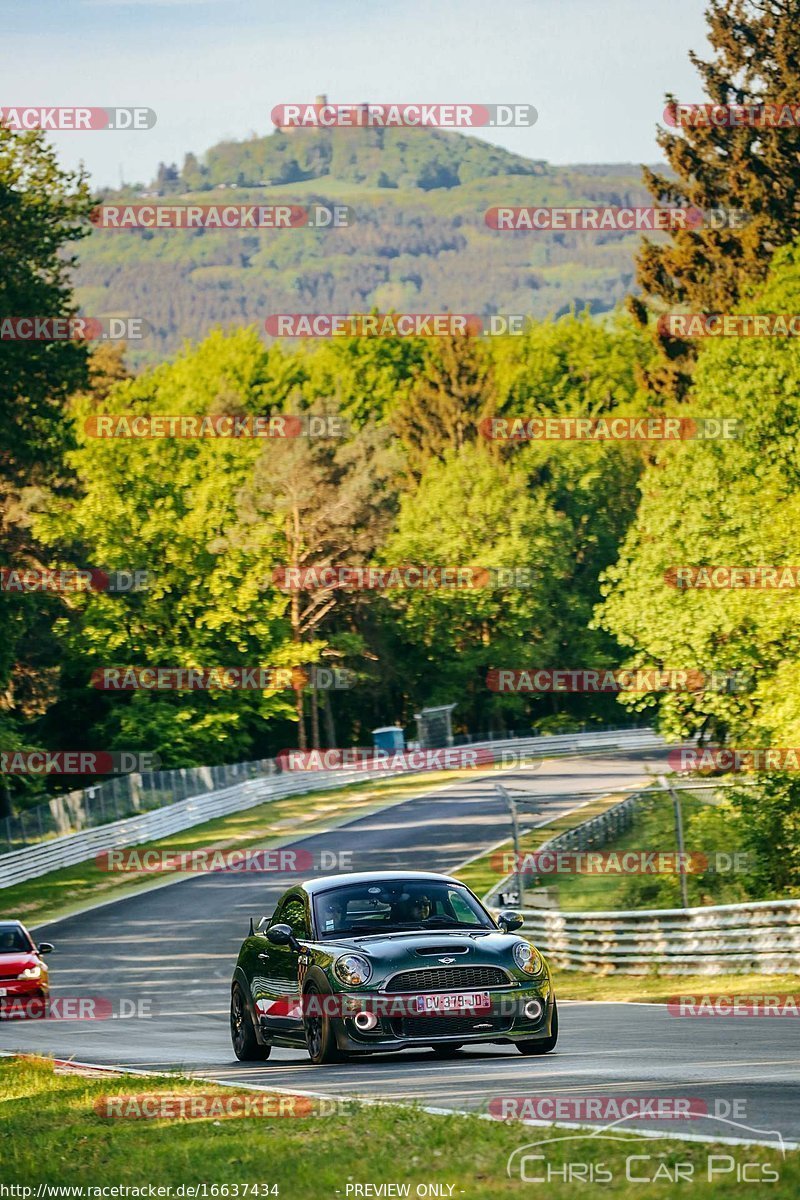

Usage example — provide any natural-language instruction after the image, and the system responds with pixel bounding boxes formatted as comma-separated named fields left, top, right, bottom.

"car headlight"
left=17, top=966, right=41, bottom=980
left=513, top=942, right=544, bottom=976
left=333, top=954, right=372, bottom=987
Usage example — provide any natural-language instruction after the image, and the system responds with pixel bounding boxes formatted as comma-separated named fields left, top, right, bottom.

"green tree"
left=223, top=401, right=400, bottom=748
left=380, top=443, right=572, bottom=731
left=491, top=314, right=656, bottom=692
left=34, top=329, right=300, bottom=764
left=599, top=243, right=800, bottom=896
left=634, top=0, right=800, bottom=396
left=0, top=126, right=93, bottom=802
left=600, top=245, right=800, bottom=747
left=392, top=335, right=498, bottom=478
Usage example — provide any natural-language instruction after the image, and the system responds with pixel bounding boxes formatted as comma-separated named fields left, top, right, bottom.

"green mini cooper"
left=230, top=870, right=557, bottom=1065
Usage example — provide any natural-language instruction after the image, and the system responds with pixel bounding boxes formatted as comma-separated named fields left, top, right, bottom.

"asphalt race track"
left=2, top=750, right=798, bottom=1149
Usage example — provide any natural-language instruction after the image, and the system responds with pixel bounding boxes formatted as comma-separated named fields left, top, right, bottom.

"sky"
left=2, top=0, right=712, bottom=189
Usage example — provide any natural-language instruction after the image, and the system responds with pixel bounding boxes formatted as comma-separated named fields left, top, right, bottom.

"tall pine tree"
left=633, top=0, right=800, bottom=397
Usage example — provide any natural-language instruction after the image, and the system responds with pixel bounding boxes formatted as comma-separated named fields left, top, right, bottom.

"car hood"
left=314, top=928, right=527, bottom=969
left=0, top=953, right=40, bottom=975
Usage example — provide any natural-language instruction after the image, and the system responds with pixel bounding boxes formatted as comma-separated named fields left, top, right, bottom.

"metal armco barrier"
left=484, top=782, right=800, bottom=975
left=516, top=899, right=800, bottom=976
left=0, top=727, right=661, bottom=889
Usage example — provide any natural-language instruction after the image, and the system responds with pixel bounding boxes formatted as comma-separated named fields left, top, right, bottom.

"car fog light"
left=524, top=999, right=543, bottom=1020
left=353, top=1010, right=378, bottom=1031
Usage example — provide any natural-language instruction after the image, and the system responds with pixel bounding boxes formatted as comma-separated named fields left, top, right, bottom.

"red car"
left=0, top=921, right=53, bottom=1018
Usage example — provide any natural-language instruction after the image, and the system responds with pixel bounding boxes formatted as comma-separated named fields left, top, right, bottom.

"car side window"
left=280, top=896, right=309, bottom=938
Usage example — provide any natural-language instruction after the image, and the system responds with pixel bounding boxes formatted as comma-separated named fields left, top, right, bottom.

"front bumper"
left=333, top=985, right=554, bottom=1052
left=0, top=981, right=49, bottom=1019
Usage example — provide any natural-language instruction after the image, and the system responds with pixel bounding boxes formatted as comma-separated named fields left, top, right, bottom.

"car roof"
left=0, top=920, right=25, bottom=928
left=300, top=871, right=462, bottom=896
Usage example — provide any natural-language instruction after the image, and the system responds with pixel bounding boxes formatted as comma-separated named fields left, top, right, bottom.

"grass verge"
left=556, top=971, right=800, bottom=1003
left=1, top=1056, right=795, bottom=1198
left=550, top=791, right=750, bottom=912
left=454, top=790, right=628, bottom=898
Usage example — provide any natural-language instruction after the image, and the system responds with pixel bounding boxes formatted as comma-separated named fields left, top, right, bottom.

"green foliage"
left=0, top=126, right=94, bottom=783
left=726, top=774, right=800, bottom=898
left=379, top=442, right=573, bottom=729
left=635, top=0, right=800, bottom=396
left=33, top=330, right=300, bottom=764
left=599, top=244, right=800, bottom=746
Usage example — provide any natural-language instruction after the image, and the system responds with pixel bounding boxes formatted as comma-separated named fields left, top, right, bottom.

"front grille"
left=391, top=1012, right=513, bottom=1039
left=385, top=965, right=510, bottom=992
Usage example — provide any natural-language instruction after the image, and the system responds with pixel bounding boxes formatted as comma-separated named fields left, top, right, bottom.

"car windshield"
left=0, top=926, right=32, bottom=953
left=312, top=880, right=494, bottom=938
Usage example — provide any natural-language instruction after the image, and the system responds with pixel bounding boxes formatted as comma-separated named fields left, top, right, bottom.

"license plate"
left=414, top=991, right=491, bottom=1014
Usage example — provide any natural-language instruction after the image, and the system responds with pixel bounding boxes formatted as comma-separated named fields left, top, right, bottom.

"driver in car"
left=393, top=893, right=432, bottom=924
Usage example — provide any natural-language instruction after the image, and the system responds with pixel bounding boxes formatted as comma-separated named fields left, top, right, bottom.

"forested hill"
left=76, top=124, right=654, bottom=364
left=174, top=124, right=547, bottom=190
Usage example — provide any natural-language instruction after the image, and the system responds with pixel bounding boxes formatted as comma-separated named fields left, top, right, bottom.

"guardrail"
left=1, top=756, right=279, bottom=852
left=516, top=899, right=800, bottom=976
left=483, top=776, right=800, bottom=975
left=0, top=726, right=662, bottom=889
left=484, top=790, right=647, bottom=909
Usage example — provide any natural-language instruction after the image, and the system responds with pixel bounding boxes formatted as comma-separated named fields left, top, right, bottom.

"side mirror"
left=497, top=911, right=524, bottom=933
left=38, top=943, right=54, bottom=954
left=267, top=923, right=301, bottom=952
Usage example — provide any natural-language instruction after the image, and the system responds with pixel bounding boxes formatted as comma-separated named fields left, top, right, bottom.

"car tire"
left=304, top=983, right=344, bottom=1065
left=516, top=998, right=558, bottom=1055
left=230, top=983, right=271, bottom=1062
left=431, top=1043, right=464, bottom=1057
